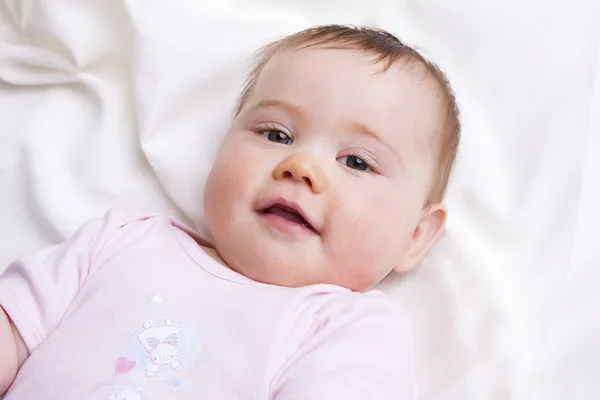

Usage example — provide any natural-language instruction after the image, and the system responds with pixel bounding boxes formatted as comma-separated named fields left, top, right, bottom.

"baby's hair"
left=235, top=25, right=460, bottom=204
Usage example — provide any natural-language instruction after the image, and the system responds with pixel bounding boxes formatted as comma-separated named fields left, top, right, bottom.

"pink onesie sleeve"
left=271, top=293, right=415, bottom=400
left=0, top=211, right=126, bottom=353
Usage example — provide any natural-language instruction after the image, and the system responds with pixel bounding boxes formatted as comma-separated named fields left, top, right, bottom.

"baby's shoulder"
left=287, top=287, right=414, bottom=376
left=294, top=287, right=411, bottom=335
left=76, top=210, right=191, bottom=266
left=92, top=209, right=194, bottom=240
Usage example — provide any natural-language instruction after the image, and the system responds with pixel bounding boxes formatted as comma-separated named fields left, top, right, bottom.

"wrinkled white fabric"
left=1, top=0, right=599, bottom=399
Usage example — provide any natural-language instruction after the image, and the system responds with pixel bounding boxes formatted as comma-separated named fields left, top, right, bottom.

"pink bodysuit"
left=0, top=212, right=414, bottom=399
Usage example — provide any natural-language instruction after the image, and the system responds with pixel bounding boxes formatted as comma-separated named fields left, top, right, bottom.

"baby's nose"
left=273, top=154, right=326, bottom=194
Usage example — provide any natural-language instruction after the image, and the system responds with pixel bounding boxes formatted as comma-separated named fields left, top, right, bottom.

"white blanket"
left=1, top=0, right=599, bottom=398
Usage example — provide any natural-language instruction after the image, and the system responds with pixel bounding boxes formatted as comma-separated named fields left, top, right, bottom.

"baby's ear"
left=394, top=203, right=446, bottom=273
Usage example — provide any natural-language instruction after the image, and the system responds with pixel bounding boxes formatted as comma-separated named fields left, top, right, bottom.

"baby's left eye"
left=337, top=155, right=371, bottom=172
left=262, top=129, right=292, bottom=145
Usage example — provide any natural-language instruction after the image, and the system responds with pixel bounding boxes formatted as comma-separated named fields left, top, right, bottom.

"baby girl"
left=0, top=25, right=460, bottom=399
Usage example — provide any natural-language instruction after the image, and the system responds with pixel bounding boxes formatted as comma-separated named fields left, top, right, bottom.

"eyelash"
left=342, top=151, right=377, bottom=173
left=259, top=123, right=291, bottom=137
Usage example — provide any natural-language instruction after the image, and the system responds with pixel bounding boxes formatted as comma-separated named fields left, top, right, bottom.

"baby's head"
left=204, top=25, right=460, bottom=291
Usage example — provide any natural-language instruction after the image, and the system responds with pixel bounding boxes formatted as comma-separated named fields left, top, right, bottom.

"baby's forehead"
left=261, top=46, right=437, bottom=84
left=260, top=47, right=404, bottom=79
left=253, top=48, right=444, bottom=142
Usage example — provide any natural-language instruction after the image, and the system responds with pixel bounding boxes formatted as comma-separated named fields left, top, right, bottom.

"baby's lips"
left=256, top=195, right=321, bottom=234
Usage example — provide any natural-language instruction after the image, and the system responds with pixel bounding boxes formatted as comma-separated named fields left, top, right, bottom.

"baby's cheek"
left=205, top=154, right=251, bottom=223
left=339, top=263, right=379, bottom=292
left=326, top=218, right=387, bottom=290
left=346, top=207, right=411, bottom=281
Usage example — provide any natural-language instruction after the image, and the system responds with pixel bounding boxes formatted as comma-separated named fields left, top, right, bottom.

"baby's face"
left=204, top=48, right=443, bottom=291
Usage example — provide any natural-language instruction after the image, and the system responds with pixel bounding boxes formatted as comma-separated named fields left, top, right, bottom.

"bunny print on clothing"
left=137, top=320, right=183, bottom=377
left=115, top=318, right=197, bottom=380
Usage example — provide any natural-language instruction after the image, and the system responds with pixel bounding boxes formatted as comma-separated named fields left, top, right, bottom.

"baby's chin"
left=216, top=247, right=378, bottom=292
left=228, top=254, right=326, bottom=288
left=205, top=222, right=388, bottom=291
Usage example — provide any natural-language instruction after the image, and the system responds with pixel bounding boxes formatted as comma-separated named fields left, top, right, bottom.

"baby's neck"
left=199, top=244, right=230, bottom=269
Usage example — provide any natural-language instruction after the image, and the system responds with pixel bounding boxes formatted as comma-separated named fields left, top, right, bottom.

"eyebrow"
left=347, top=120, right=405, bottom=167
left=246, top=99, right=307, bottom=119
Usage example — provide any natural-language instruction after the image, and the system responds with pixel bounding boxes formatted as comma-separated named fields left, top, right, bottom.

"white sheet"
left=1, top=0, right=599, bottom=398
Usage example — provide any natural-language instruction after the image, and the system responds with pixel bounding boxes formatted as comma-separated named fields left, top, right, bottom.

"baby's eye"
left=338, top=155, right=371, bottom=172
left=262, top=129, right=292, bottom=145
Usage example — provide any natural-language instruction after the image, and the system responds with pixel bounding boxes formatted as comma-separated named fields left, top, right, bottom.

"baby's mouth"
left=259, top=204, right=317, bottom=233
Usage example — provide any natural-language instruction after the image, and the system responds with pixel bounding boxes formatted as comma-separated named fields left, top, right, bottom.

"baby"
left=0, top=25, right=460, bottom=399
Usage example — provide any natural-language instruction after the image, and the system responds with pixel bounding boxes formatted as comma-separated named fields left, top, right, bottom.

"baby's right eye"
left=262, top=129, right=292, bottom=145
